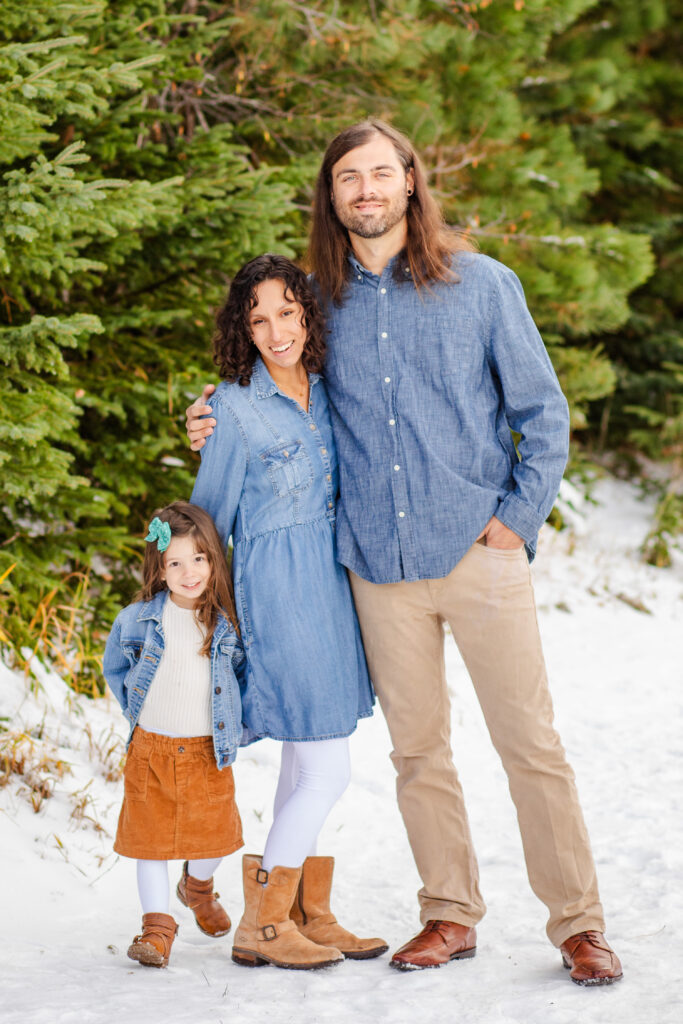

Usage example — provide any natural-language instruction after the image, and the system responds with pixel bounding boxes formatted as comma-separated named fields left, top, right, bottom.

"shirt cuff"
left=495, top=492, right=546, bottom=544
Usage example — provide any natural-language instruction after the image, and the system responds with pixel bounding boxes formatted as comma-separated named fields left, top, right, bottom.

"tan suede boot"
left=231, top=855, right=344, bottom=970
left=291, top=856, right=388, bottom=960
left=176, top=861, right=231, bottom=937
left=127, top=913, right=178, bottom=968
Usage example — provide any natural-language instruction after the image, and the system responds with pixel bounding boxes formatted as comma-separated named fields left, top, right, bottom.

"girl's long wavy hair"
left=137, top=501, right=238, bottom=656
left=213, top=254, right=326, bottom=385
left=308, top=119, right=476, bottom=305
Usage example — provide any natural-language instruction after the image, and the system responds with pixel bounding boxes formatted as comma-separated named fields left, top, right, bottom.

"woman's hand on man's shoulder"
left=185, top=383, right=217, bottom=451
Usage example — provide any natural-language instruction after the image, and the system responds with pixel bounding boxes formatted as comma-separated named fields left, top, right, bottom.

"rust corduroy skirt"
left=114, top=727, right=244, bottom=860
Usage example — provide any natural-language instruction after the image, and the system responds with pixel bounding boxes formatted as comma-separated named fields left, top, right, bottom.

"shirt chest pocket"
left=259, top=439, right=314, bottom=497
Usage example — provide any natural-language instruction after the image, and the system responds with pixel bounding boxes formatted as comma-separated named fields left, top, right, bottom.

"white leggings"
left=136, top=737, right=350, bottom=911
left=262, top=738, right=351, bottom=872
left=136, top=857, right=222, bottom=915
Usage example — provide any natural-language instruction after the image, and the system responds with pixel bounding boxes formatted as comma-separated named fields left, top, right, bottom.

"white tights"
left=136, top=857, right=222, bottom=915
left=262, top=738, right=351, bottom=872
left=136, top=737, right=350, bottom=911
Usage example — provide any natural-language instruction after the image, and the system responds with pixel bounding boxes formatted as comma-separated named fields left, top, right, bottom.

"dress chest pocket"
left=259, top=439, right=313, bottom=497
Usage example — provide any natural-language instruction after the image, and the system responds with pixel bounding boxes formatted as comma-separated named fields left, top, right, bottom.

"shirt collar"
left=137, top=589, right=169, bottom=623
left=252, top=355, right=321, bottom=400
left=347, top=251, right=410, bottom=283
left=136, top=588, right=232, bottom=639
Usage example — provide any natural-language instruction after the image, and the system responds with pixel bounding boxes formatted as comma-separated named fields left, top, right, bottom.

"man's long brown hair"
left=309, top=119, right=475, bottom=305
left=137, top=501, right=238, bottom=657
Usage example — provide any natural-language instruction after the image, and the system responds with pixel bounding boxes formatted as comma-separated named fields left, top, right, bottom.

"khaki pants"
left=349, top=541, right=605, bottom=946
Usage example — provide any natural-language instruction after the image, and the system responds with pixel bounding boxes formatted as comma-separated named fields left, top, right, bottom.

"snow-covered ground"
left=1, top=476, right=681, bottom=1024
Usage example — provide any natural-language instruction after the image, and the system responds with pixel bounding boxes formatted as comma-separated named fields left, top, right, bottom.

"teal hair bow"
left=145, top=516, right=172, bottom=553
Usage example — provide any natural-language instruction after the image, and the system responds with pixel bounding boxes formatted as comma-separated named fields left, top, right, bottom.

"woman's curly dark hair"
left=213, top=254, right=326, bottom=385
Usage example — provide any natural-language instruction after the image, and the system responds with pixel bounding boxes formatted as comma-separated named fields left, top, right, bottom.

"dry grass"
left=0, top=730, right=72, bottom=813
left=0, top=694, right=123, bottom=832
left=4, top=570, right=105, bottom=697
left=82, top=722, right=125, bottom=783
left=69, top=780, right=111, bottom=836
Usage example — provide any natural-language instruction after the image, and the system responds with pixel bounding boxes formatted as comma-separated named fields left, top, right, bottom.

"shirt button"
left=326, top=474, right=331, bottom=482
left=218, top=722, right=225, bottom=730
left=309, top=423, right=316, bottom=431
left=394, top=465, right=400, bottom=471
left=380, top=287, right=387, bottom=294
left=357, top=274, right=362, bottom=280
left=398, top=511, right=405, bottom=518
left=178, top=745, right=185, bottom=753
left=214, top=686, right=221, bottom=694
left=389, top=419, right=395, bottom=426
left=384, top=377, right=391, bottom=383
left=321, top=448, right=327, bottom=455
left=381, top=332, right=388, bottom=338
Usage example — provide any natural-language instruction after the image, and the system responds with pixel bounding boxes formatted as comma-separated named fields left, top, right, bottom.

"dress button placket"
left=306, top=403, right=334, bottom=520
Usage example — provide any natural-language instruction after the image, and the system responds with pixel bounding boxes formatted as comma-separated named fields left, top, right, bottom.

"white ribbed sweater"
left=137, top=597, right=212, bottom=737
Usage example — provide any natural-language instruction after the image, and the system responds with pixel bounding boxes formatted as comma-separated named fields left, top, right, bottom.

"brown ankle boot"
left=291, top=855, right=388, bottom=960
left=127, top=913, right=178, bottom=968
left=176, top=861, right=231, bottom=937
left=231, top=855, right=344, bottom=970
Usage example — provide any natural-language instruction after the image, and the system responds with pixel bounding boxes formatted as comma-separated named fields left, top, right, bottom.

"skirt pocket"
left=123, top=749, right=149, bottom=802
left=205, top=756, right=236, bottom=804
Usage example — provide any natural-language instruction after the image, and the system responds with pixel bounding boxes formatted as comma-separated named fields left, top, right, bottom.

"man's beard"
left=332, top=191, right=409, bottom=239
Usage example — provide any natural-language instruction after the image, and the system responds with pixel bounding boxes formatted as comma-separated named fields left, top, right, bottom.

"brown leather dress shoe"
left=176, top=861, right=231, bottom=937
left=560, top=931, right=623, bottom=986
left=390, top=920, right=477, bottom=971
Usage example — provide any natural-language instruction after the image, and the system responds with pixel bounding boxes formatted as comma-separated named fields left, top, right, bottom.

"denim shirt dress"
left=190, top=358, right=374, bottom=743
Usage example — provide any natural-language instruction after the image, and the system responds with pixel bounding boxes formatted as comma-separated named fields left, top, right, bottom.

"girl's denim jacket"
left=103, top=590, right=244, bottom=769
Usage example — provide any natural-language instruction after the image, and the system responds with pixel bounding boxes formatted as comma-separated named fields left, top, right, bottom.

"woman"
left=190, top=254, right=386, bottom=970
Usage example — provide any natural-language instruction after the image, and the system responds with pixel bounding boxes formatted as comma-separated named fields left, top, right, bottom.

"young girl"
left=103, top=501, right=245, bottom=968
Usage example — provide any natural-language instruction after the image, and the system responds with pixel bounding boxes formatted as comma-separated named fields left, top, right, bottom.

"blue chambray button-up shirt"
left=319, top=250, right=570, bottom=584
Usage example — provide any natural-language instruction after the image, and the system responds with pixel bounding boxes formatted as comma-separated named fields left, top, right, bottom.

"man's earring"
left=407, top=188, right=413, bottom=196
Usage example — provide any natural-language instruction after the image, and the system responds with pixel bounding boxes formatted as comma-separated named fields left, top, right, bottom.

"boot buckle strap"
left=261, top=924, right=277, bottom=941
left=256, top=868, right=269, bottom=885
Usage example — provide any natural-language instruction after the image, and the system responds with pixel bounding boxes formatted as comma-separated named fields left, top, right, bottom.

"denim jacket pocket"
left=259, top=439, right=313, bottom=497
left=122, top=642, right=143, bottom=664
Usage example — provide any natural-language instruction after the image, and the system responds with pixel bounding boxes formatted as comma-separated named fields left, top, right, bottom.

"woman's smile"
left=249, top=278, right=308, bottom=374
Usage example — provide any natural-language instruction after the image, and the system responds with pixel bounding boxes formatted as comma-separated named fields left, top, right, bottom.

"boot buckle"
left=261, top=924, right=277, bottom=941
left=256, top=868, right=269, bottom=885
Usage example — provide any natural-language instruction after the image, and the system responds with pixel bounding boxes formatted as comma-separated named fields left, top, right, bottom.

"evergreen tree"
left=187, top=1, right=655, bottom=427
left=533, top=0, right=682, bottom=558
left=1, top=0, right=675, bottom=683
left=0, top=1, right=297, bottom=681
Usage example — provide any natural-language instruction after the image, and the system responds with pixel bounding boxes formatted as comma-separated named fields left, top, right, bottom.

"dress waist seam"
left=235, top=513, right=335, bottom=546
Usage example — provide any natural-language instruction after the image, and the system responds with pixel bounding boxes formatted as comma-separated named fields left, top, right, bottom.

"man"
left=187, top=120, right=621, bottom=985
